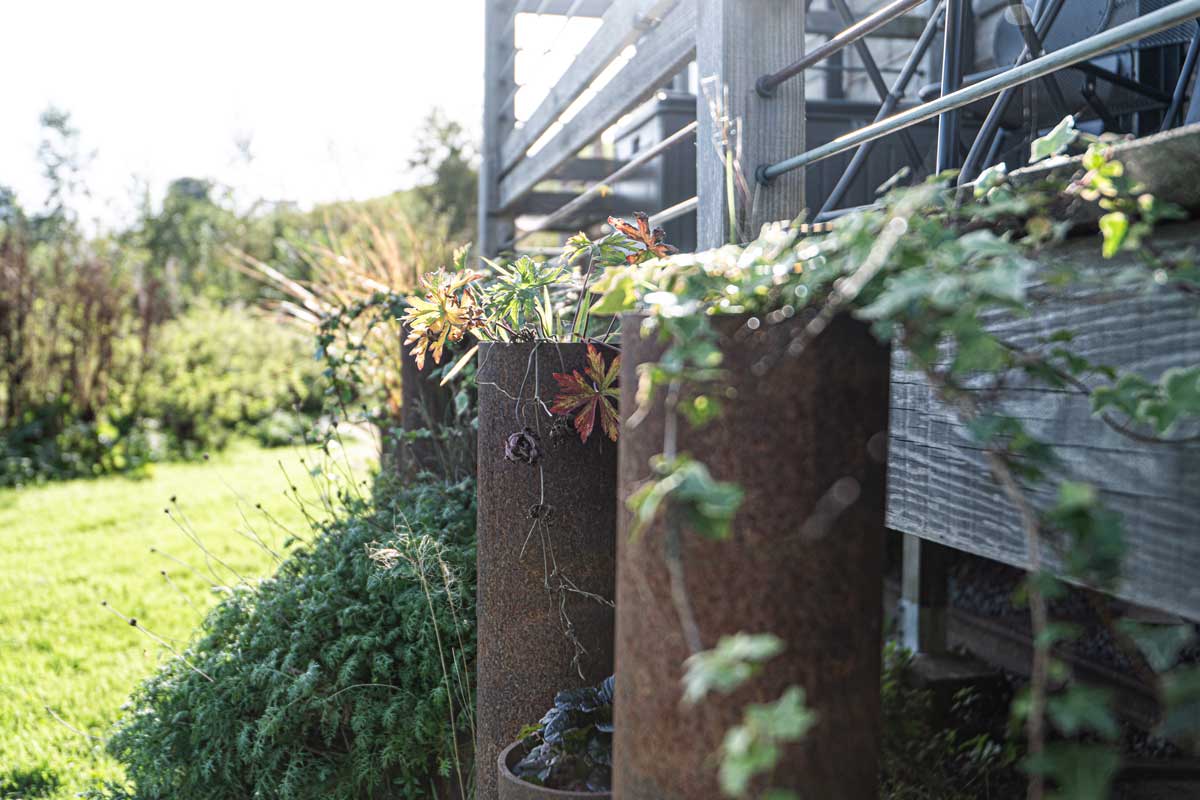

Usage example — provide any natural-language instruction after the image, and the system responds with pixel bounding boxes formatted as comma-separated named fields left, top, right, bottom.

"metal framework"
left=481, top=0, right=1200, bottom=253
left=758, top=0, right=1200, bottom=184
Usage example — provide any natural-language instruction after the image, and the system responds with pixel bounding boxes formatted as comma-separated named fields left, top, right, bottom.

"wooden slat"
left=499, top=0, right=683, bottom=175
left=886, top=225, right=1200, bottom=620
left=516, top=0, right=610, bottom=15
left=510, top=189, right=647, bottom=217
left=497, top=0, right=696, bottom=212
left=552, top=157, right=628, bottom=182
left=697, top=0, right=807, bottom=247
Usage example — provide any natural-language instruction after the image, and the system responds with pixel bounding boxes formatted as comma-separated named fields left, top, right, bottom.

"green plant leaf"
left=1030, top=116, right=1078, bottom=163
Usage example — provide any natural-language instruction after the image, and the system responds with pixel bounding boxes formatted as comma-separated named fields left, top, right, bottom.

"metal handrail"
left=816, top=1, right=946, bottom=219
left=756, top=0, right=928, bottom=97
left=758, top=0, right=1200, bottom=183
left=648, top=195, right=697, bottom=227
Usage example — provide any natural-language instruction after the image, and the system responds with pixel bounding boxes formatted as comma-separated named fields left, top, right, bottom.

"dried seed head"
left=504, top=428, right=544, bottom=465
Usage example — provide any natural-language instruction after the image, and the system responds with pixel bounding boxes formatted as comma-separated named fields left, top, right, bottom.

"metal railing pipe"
left=956, top=0, right=1068, bottom=184
left=1162, top=21, right=1200, bottom=131
left=828, top=0, right=925, bottom=167
left=758, top=0, right=1200, bottom=183
left=756, top=0, right=928, bottom=97
left=816, top=2, right=945, bottom=218
left=648, top=195, right=698, bottom=228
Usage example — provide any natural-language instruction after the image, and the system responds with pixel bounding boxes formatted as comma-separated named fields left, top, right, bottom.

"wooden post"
left=901, top=534, right=949, bottom=654
left=480, top=0, right=518, bottom=258
left=696, top=0, right=806, bottom=249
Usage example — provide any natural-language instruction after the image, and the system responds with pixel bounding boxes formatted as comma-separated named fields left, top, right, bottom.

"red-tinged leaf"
left=609, top=212, right=679, bottom=262
left=550, top=344, right=621, bottom=443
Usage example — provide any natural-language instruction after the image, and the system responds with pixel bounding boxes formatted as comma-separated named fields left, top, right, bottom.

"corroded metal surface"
left=386, top=323, right=457, bottom=479
left=497, top=741, right=612, bottom=800
left=476, top=342, right=618, bottom=800
left=614, top=313, right=889, bottom=800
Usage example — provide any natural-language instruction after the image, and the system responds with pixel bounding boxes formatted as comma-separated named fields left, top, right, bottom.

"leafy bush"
left=106, top=474, right=477, bottom=800
left=0, top=302, right=323, bottom=486
left=134, top=303, right=323, bottom=454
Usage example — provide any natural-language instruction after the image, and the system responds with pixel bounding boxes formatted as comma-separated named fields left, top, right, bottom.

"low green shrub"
left=881, top=644, right=1021, bottom=799
left=134, top=303, right=323, bottom=454
left=105, top=474, right=477, bottom=800
left=0, top=304, right=323, bottom=486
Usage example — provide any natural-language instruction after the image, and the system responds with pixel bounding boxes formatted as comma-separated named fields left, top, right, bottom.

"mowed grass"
left=0, top=438, right=374, bottom=799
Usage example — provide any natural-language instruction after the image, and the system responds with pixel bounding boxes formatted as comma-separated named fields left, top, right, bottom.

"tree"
left=408, top=109, right=478, bottom=240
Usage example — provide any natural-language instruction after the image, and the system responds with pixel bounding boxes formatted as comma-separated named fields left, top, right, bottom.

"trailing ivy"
left=579, top=118, right=1200, bottom=799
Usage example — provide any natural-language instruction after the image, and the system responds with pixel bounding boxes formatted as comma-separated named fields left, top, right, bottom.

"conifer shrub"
left=106, top=475, right=477, bottom=800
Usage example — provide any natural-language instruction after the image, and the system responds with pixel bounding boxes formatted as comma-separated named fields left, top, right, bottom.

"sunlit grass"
left=0, top=437, right=375, bottom=798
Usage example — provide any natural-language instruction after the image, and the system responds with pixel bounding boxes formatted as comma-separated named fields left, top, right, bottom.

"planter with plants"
left=403, top=215, right=675, bottom=800
left=498, top=676, right=615, bottom=799
left=611, top=306, right=889, bottom=800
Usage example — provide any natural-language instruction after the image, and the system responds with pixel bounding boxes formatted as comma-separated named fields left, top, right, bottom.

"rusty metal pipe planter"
left=387, top=322, right=468, bottom=480
left=476, top=342, right=618, bottom=800
left=613, top=313, right=890, bottom=800
left=497, top=741, right=613, bottom=800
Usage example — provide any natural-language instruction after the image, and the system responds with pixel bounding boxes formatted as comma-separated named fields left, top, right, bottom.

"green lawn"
left=0, top=438, right=374, bottom=799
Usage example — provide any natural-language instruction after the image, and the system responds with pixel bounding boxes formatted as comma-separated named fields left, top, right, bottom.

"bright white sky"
left=0, top=0, right=486, bottom=229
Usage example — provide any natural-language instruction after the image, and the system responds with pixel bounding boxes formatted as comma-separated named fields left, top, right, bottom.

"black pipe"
left=817, top=3, right=945, bottom=218
left=936, top=0, right=966, bottom=171
left=828, top=0, right=926, bottom=168
left=957, top=0, right=1068, bottom=184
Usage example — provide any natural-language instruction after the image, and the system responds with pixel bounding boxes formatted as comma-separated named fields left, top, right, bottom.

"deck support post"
left=696, top=0, right=806, bottom=248
left=901, top=534, right=950, bottom=654
left=480, top=0, right=518, bottom=258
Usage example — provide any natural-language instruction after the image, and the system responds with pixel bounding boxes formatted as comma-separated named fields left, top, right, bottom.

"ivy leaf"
left=1098, top=212, right=1129, bottom=258
left=718, top=687, right=816, bottom=798
left=1140, top=366, right=1200, bottom=434
left=1024, top=742, right=1120, bottom=800
left=1046, top=684, right=1118, bottom=739
left=682, top=634, right=784, bottom=704
left=627, top=455, right=744, bottom=541
left=1116, top=620, right=1196, bottom=672
left=589, top=274, right=638, bottom=315
left=1161, top=666, right=1200, bottom=740
left=1029, top=115, right=1078, bottom=163
left=550, top=344, right=620, bottom=443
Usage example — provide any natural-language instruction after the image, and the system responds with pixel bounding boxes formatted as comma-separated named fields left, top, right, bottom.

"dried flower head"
left=504, top=427, right=544, bottom=465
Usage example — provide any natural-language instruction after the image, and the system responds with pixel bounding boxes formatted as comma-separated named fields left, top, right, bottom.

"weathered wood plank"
left=886, top=224, right=1200, bottom=620
left=516, top=0, right=610, bottom=16
left=696, top=0, right=806, bottom=248
left=497, top=0, right=696, bottom=212
left=500, top=0, right=683, bottom=176
left=480, top=0, right=520, bottom=258
left=552, top=156, right=627, bottom=182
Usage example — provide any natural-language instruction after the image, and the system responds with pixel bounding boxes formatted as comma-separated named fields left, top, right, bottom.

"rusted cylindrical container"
left=476, top=342, right=618, bottom=800
left=614, top=313, right=889, bottom=800
left=497, top=741, right=612, bottom=800
left=386, top=323, right=459, bottom=479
